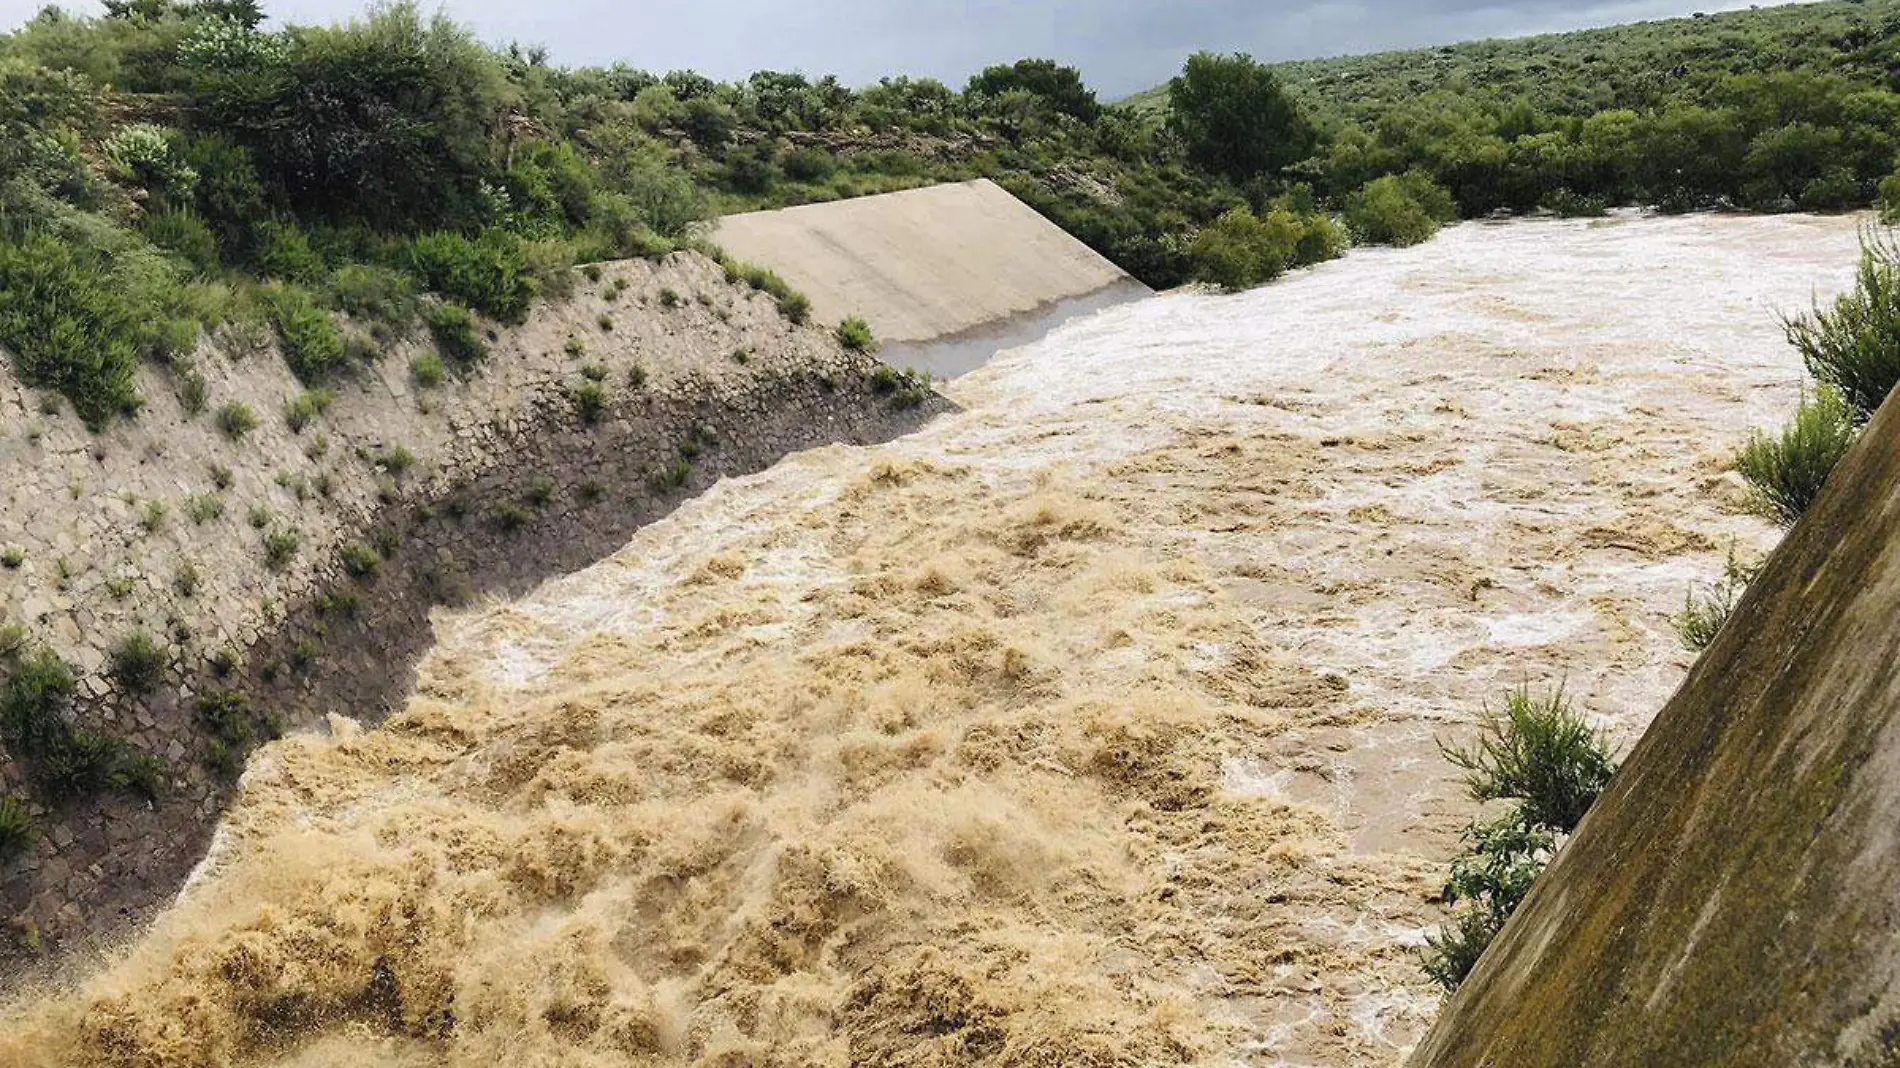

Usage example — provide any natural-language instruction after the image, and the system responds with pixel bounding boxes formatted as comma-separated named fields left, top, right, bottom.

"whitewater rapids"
left=0, top=212, right=1863, bottom=1067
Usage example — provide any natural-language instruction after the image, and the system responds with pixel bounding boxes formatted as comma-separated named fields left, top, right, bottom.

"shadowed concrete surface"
left=712, top=179, right=1149, bottom=375
left=1412, top=374, right=1900, bottom=1066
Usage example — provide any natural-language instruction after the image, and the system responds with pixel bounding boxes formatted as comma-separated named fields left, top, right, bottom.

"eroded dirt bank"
left=0, top=212, right=1862, bottom=1067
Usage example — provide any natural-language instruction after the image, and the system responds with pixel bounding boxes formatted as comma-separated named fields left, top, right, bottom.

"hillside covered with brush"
left=12, top=0, right=1900, bottom=435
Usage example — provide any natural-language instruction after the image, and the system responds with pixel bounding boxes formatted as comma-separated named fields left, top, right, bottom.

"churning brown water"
left=0, top=213, right=1863, bottom=1067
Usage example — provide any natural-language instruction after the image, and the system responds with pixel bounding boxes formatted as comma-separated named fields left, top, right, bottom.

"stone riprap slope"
left=712, top=179, right=1150, bottom=377
left=0, top=250, right=948, bottom=968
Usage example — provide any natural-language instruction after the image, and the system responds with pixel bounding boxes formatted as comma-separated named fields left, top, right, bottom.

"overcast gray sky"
left=4, top=0, right=1791, bottom=97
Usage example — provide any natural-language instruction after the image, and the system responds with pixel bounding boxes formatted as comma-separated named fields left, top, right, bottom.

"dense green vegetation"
left=1131, top=1, right=1900, bottom=214
left=5, top=0, right=1900, bottom=433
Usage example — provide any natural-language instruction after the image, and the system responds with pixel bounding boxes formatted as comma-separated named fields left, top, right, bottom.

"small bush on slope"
left=1443, top=686, right=1616, bottom=835
left=1785, top=231, right=1900, bottom=423
left=425, top=301, right=484, bottom=366
left=110, top=631, right=167, bottom=695
left=262, top=284, right=346, bottom=382
left=0, top=796, right=34, bottom=861
left=1422, top=686, right=1618, bottom=991
left=836, top=316, right=877, bottom=352
left=0, top=646, right=155, bottom=800
left=1736, top=387, right=1859, bottom=527
left=1674, top=544, right=1760, bottom=653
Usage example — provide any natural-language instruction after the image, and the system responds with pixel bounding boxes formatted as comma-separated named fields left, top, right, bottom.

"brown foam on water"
left=3, top=458, right=1423, bottom=1067
left=0, top=212, right=1866, bottom=1067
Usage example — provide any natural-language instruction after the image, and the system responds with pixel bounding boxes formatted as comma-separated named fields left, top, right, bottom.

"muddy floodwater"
left=0, top=212, right=1864, bottom=1067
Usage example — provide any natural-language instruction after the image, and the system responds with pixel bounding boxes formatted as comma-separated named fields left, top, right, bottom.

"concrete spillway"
left=710, top=179, right=1150, bottom=377
left=1412, top=301, right=1900, bottom=1064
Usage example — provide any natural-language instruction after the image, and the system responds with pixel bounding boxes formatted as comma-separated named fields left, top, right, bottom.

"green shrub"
left=597, top=313, right=615, bottom=333
left=263, top=284, right=346, bottom=382
left=252, top=219, right=324, bottom=283
left=1422, top=685, right=1619, bottom=991
left=1421, top=812, right=1557, bottom=991
left=0, top=650, right=78, bottom=763
left=262, top=526, right=300, bottom=570
left=1, top=547, right=23, bottom=569
left=1800, top=168, right=1861, bottom=213
left=1, top=648, right=144, bottom=800
left=0, top=233, right=143, bottom=430
left=282, top=387, right=335, bottom=433
left=836, top=315, right=878, bottom=352
left=216, top=400, right=258, bottom=439
left=1167, top=52, right=1317, bottom=182
left=111, top=753, right=166, bottom=800
left=490, top=501, right=534, bottom=531
left=1189, top=206, right=1310, bottom=291
left=574, top=379, right=607, bottom=424
left=139, top=499, right=168, bottom=534
left=870, top=365, right=935, bottom=410
left=1345, top=172, right=1458, bottom=247
left=341, top=541, right=380, bottom=579
left=409, top=231, right=538, bottom=323
left=371, top=526, right=401, bottom=558
left=1879, top=171, right=1900, bottom=226
left=650, top=458, right=692, bottom=493
left=778, top=291, right=811, bottom=325
left=174, top=560, right=201, bottom=596
left=104, top=123, right=197, bottom=199
left=410, top=351, right=446, bottom=386
left=0, top=796, right=35, bottom=862
left=1785, top=234, right=1900, bottom=422
left=1442, top=686, right=1616, bottom=835
left=1674, top=545, right=1758, bottom=653
left=374, top=444, right=417, bottom=476
left=659, top=287, right=682, bottom=308
left=317, top=588, right=363, bottom=619
left=143, top=208, right=220, bottom=274
left=1736, top=388, right=1859, bottom=527
left=425, top=301, right=484, bottom=365
left=328, top=263, right=418, bottom=329
left=177, top=367, right=209, bottom=415
left=196, top=690, right=253, bottom=749
left=185, top=492, right=223, bottom=525
left=111, top=631, right=167, bottom=694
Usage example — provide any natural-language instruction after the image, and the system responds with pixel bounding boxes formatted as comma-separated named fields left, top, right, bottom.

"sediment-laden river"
left=0, top=212, right=1863, bottom=1067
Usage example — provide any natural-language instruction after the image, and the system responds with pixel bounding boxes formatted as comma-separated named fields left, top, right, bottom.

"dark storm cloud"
left=4, top=0, right=1782, bottom=96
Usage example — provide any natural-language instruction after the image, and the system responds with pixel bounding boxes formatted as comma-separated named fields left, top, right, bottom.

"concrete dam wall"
left=711, top=178, right=1150, bottom=378
left=1412, top=353, right=1900, bottom=1063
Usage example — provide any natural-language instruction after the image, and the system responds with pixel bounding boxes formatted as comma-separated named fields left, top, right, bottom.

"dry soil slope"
left=711, top=179, right=1149, bottom=376
left=1413, top=322, right=1900, bottom=1064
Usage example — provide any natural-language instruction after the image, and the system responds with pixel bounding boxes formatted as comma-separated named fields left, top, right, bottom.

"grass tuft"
left=1736, top=387, right=1859, bottom=527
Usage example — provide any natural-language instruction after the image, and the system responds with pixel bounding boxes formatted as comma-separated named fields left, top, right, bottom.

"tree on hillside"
left=1167, top=52, right=1318, bottom=182
left=967, top=58, right=1101, bottom=122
